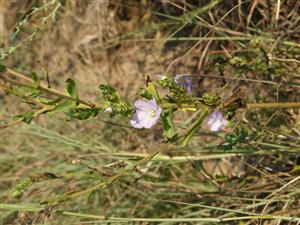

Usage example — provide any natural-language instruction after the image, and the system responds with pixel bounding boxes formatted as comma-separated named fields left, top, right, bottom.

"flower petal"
left=174, top=75, right=194, bottom=94
left=207, top=111, right=228, bottom=132
left=148, top=98, right=158, bottom=109
left=155, top=105, right=162, bottom=118
left=134, top=100, right=152, bottom=112
left=104, top=107, right=113, bottom=114
left=130, top=112, right=144, bottom=129
left=142, top=118, right=158, bottom=129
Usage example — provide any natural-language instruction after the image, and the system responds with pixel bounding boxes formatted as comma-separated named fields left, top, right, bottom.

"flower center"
left=148, top=109, right=156, bottom=117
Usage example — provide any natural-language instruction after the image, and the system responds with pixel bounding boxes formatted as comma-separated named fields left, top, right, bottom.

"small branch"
left=2, top=68, right=97, bottom=108
left=0, top=106, right=53, bottom=130
left=3, top=67, right=300, bottom=111
left=0, top=120, right=22, bottom=129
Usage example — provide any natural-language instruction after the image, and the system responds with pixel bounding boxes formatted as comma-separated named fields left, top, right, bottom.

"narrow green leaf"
left=65, top=108, right=99, bottom=120
left=157, top=77, right=187, bottom=96
left=146, top=76, right=160, bottom=101
left=66, top=79, right=79, bottom=99
left=13, top=111, right=35, bottom=124
left=11, top=178, right=32, bottom=198
left=161, top=107, right=177, bottom=140
left=14, top=86, right=41, bottom=98
left=137, top=87, right=154, bottom=100
left=36, top=97, right=63, bottom=105
left=50, top=100, right=76, bottom=114
left=99, top=84, right=120, bottom=102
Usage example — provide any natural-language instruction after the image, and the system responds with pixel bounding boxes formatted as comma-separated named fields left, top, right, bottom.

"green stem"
left=2, top=68, right=300, bottom=110
left=180, top=107, right=211, bottom=147
left=1, top=68, right=96, bottom=108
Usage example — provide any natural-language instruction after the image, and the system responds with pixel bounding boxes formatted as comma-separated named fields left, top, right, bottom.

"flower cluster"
left=130, top=75, right=228, bottom=132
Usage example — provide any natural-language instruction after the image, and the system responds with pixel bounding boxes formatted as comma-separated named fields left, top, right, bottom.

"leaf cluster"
left=99, top=84, right=133, bottom=118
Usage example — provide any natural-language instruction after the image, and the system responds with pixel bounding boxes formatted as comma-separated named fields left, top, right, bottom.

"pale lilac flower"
left=104, top=107, right=113, bottom=114
left=174, top=75, right=194, bottom=94
left=207, top=111, right=228, bottom=132
left=130, top=98, right=162, bottom=129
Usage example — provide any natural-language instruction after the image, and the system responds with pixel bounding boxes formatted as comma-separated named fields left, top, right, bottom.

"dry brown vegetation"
left=1, top=0, right=300, bottom=224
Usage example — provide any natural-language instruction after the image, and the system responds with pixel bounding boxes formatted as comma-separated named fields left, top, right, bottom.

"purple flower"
left=130, top=98, right=162, bottom=129
left=174, top=75, right=194, bottom=94
left=207, top=111, right=228, bottom=132
left=104, top=107, right=113, bottom=114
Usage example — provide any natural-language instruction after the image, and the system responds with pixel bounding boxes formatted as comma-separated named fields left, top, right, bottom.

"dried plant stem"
left=2, top=68, right=96, bottom=108
left=1, top=68, right=300, bottom=111
left=0, top=102, right=53, bottom=129
left=246, top=102, right=300, bottom=109
left=1, top=203, right=299, bottom=223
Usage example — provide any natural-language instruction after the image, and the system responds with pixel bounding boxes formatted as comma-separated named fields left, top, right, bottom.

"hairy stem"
left=1, top=68, right=96, bottom=108
left=2, top=67, right=300, bottom=111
